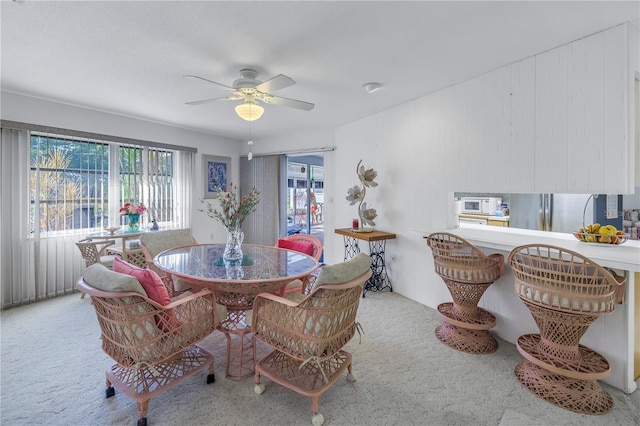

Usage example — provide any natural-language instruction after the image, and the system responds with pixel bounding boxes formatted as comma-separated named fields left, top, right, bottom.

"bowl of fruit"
left=573, top=223, right=628, bottom=245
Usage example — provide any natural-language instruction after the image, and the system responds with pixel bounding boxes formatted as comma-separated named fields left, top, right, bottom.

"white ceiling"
left=2, top=1, right=638, bottom=141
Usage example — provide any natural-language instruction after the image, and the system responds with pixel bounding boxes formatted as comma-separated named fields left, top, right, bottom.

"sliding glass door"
left=285, top=155, right=324, bottom=252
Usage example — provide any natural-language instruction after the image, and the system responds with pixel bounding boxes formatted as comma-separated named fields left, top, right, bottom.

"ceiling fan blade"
left=267, top=95, right=315, bottom=111
left=256, top=74, right=295, bottom=93
left=183, top=75, right=235, bottom=91
left=185, top=95, right=241, bottom=106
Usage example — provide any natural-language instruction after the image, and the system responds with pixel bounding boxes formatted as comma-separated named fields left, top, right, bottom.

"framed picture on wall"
left=202, top=155, right=231, bottom=198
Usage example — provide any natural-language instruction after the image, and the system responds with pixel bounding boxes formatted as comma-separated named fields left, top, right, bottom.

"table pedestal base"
left=222, top=328, right=254, bottom=381
left=515, top=361, right=613, bottom=415
left=219, top=309, right=255, bottom=380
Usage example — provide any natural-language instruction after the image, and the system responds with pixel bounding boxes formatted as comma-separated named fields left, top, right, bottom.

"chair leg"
left=136, top=400, right=149, bottom=426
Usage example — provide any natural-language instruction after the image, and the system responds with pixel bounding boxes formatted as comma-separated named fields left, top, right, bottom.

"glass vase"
left=127, top=213, right=140, bottom=232
left=224, top=258, right=244, bottom=280
left=223, top=226, right=244, bottom=261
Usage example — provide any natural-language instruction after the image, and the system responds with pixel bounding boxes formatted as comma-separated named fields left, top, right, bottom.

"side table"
left=334, top=228, right=396, bottom=297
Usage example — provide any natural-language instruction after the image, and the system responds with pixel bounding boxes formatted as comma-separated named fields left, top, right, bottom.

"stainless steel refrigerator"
left=508, top=194, right=593, bottom=233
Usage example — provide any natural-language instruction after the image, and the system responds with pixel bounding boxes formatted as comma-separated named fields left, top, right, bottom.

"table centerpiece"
left=201, top=183, right=260, bottom=261
left=119, top=202, right=147, bottom=232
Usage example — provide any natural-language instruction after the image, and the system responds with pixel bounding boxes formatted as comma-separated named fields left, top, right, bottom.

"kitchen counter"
left=422, top=224, right=639, bottom=393
left=459, top=214, right=509, bottom=227
left=453, top=224, right=640, bottom=272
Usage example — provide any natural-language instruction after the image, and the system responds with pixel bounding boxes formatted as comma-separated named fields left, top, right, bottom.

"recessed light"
left=363, top=82, right=382, bottom=94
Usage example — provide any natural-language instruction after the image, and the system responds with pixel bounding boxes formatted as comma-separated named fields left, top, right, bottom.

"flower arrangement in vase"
left=345, top=159, right=378, bottom=231
left=200, top=183, right=260, bottom=260
left=119, top=202, right=147, bottom=232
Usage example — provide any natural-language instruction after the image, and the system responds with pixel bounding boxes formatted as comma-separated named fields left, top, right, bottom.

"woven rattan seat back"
left=508, top=244, right=620, bottom=315
left=278, top=234, right=324, bottom=261
left=507, top=244, right=625, bottom=415
left=277, top=234, right=324, bottom=295
left=252, top=259, right=372, bottom=426
left=77, top=264, right=218, bottom=425
left=253, top=268, right=371, bottom=361
left=426, top=232, right=503, bottom=284
left=140, top=229, right=196, bottom=296
left=75, top=238, right=116, bottom=267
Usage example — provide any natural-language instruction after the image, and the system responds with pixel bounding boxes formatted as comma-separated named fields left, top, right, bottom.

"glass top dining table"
left=154, top=243, right=320, bottom=380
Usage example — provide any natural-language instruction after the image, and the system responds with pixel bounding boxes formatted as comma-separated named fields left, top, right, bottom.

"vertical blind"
left=240, top=155, right=282, bottom=245
left=0, top=124, right=196, bottom=309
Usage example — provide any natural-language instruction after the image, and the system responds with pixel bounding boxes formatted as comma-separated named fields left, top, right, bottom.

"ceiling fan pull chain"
left=248, top=122, right=253, bottom=161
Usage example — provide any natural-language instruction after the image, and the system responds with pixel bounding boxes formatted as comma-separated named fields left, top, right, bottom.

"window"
left=30, top=133, right=176, bottom=234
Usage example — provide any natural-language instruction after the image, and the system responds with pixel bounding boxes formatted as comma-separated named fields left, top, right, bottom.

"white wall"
left=0, top=92, right=242, bottom=244
left=321, top=24, right=638, bottom=393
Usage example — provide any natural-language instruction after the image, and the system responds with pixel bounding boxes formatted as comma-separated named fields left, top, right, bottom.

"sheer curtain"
left=240, top=155, right=282, bottom=245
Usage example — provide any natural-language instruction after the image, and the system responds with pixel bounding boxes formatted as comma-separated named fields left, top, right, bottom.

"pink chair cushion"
left=277, top=239, right=315, bottom=256
left=112, top=258, right=179, bottom=332
left=113, top=257, right=170, bottom=305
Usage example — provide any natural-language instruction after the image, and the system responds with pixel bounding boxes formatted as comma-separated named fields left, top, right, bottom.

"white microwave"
left=460, top=197, right=501, bottom=215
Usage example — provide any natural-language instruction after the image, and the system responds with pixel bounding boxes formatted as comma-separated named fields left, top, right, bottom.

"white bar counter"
left=431, top=224, right=639, bottom=393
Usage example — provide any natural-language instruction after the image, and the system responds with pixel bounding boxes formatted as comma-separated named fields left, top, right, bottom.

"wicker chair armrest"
left=255, top=291, right=304, bottom=306
left=610, top=269, right=626, bottom=304
left=165, top=289, right=213, bottom=308
left=301, top=265, right=324, bottom=295
left=76, top=279, right=144, bottom=299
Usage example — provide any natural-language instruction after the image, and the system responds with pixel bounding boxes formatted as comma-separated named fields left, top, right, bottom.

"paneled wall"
left=327, top=23, right=638, bottom=310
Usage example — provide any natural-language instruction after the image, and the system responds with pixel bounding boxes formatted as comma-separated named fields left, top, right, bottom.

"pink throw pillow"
left=113, top=257, right=170, bottom=305
left=112, top=258, right=179, bottom=333
left=277, top=239, right=315, bottom=257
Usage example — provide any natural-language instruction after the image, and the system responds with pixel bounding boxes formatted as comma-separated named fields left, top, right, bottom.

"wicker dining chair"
left=508, top=244, right=625, bottom=415
left=75, top=238, right=118, bottom=298
left=77, top=263, right=218, bottom=426
left=252, top=254, right=372, bottom=426
left=276, top=234, right=324, bottom=294
left=425, top=232, right=505, bottom=354
left=139, top=229, right=196, bottom=297
left=75, top=238, right=118, bottom=268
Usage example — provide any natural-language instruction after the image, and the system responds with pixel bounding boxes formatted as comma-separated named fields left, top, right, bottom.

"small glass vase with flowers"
left=119, top=202, right=147, bottom=232
left=200, top=183, right=260, bottom=261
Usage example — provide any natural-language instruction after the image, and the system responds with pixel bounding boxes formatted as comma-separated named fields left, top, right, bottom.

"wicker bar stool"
left=508, top=244, right=625, bottom=415
left=425, top=233, right=504, bottom=354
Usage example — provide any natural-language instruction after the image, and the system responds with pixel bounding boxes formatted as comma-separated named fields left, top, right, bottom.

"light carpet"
left=1, top=291, right=639, bottom=426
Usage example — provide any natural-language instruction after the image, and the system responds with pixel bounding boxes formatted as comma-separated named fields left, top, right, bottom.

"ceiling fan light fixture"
left=363, top=82, right=382, bottom=94
left=235, top=101, right=264, bottom=121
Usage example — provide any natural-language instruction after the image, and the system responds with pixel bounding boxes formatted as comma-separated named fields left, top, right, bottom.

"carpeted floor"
left=1, top=291, right=639, bottom=426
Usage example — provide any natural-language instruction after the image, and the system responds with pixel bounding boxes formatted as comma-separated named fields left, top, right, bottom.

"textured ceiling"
left=2, top=1, right=638, bottom=141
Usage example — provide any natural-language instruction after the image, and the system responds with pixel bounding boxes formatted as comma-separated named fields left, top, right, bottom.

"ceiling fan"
left=184, top=68, right=314, bottom=121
